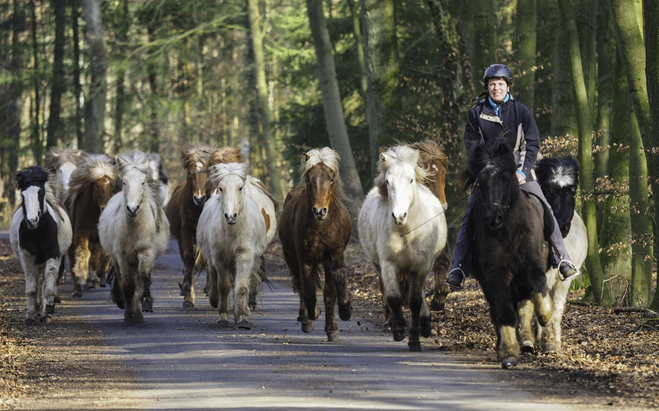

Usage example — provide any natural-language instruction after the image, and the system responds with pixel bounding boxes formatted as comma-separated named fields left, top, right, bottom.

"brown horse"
left=278, top=147, right=352, bottom=342
left=408, top=140, right=451, bottom=311
left=64, top=154, right=117, bottom=298
left=165, top=144, right=243, bottom=308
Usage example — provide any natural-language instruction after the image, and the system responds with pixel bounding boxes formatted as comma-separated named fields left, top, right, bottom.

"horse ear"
left=380, top=152, right=387, bottom=163
left=496, top=141, right=511, bottom=156
left=302, top=153, right=310, bottom=163
left=180, top=150, right=188, bottom=160
left=15, top=173, right=23, bottom=188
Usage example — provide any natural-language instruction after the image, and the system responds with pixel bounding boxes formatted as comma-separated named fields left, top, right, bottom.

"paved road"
left=23, top=238, right=582, bottom=410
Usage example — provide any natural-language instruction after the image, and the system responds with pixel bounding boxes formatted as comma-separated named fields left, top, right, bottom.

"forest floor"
left=1, top=236, right=658, bottom=409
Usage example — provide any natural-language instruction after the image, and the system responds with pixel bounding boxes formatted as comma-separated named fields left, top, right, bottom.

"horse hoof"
left=249, top=303, right=257, bottom=311
left=430, top=300, right=445, bottom=311
left=521, top=340, right=535, bottom=354
left=338, top=304, right=352, bottom=321
left=392, top=330, right=406, bottom=342
left=310, top=307, right=321, bottom=321
left=141, top=302, right=153, bottom=313
left=71, top=292, right=82, bottom=300
left=54, top=296, right=62, bottom=304
left=46, top=304, right=55, bottom=315
left=543, top=343, right=560, bottom=354
left=501, top=357, right=518, bottom=369
left=237, top=319, right=252, bottom=329
left=327, top=331, right=340, bottom=342
left=179, top=288, right=191, bottom=297
left=25, top=317, right=37, bottom=326
left=124, top=314, right=145, bottom=325
left=85, top=280, right=98, bottom=289
left=301, top=321, right=314, bottom=334
left=218, top=320, right=230, bottom=328
left=182, top=301, right=195, bottom=309
left=41, top=315, right=53, bottom=324
left=408, top=342, right=422, bottom=352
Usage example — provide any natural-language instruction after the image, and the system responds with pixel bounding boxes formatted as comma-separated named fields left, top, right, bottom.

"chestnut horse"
left=279, top=147, right=352, bottom=342
left=64, top=154, right=117, bottom=298
left=408, top=141, right=451, bottom=311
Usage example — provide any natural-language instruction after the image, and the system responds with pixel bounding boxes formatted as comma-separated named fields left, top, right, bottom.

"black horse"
left=464, top=139, right=553, bottom=368
left=535, top=155, right=580, bottom=237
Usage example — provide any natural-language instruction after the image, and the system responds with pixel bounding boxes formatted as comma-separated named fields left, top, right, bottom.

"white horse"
left=99, top=151, right=170, bottom=324
left=519, top=155, right=588, bottom=353
left=197, top=162, right=268, bottom=327
left=358, top=145, right=448, bottom=351
left=10, top=166, right=72, bottom=324
left=45, top=147, right=84, bottom=203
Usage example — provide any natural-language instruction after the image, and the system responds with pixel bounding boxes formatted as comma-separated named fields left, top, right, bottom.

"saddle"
left=525, top=191, right=555, bottom=242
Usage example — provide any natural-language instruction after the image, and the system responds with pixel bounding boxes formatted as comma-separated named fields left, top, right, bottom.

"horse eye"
left=330, top=178, right=334, bottom=183
left=239, top=186, right=243, bottom=191
left=219, top=187, right=223, bottom=192
left=410, top=179, right=413, bottom=184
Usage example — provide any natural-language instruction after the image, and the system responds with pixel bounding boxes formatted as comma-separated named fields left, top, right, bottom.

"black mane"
left=535, top=155, right=580, bottom=189
left=463, top=138, right=517, bottom=189
left=16, top=166, right=49, bottom=192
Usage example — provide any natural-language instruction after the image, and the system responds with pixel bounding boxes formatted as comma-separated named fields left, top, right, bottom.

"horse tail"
left=255, top=254, right=272, bottom=290
left=193, top=245, right=208, bottom=276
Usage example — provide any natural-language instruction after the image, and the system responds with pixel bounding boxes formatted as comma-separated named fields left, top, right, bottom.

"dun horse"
left=358, top=145, right=447, bottom=351
left=463, top=139, right=553, bottom=368
left=10, top=166, right=72, bottom=324
left=99, top=151, right=169, bottom=324
left=518, top=155, right=587, bottom=353
left=64, top=154, right=117, bottom=297
left=197, top=162, right=268, bottom=327
left=279, top=147, right=352, bottom=342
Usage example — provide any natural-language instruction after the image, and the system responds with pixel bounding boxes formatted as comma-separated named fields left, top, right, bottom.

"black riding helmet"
left=483, top=64, right=513, bottom=88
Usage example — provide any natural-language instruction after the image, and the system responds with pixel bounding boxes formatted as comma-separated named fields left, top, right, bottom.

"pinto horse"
left=99, top=151, right=169, bottom=324
left=10, top=166, right=72, bottom=324
left=408, top=140, right=451, bottom=311
left=464, top=139, right=554, bottom=368
left=359, top=145, right=447, bottom=351
left=279, top=147, right=352, bottom=342
left=518, top=155, right=587, bottom=353
left=64, top=154, right=117, bottom=297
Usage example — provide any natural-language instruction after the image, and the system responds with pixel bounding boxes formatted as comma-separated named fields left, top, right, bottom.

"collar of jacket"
left=488, top=93, right=510, bottom=116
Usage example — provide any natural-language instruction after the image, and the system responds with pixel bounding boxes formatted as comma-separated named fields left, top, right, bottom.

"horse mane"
left=208, top=147, right=243, bottom=168
left=115, top=150, right=162, bottom=198
left=374, top=145, right=429, bottom=197
left=208, top=162, right=249, bottom=187
left=44, top=147, right=84, bottom=172
left=15, top=166, right=68, bottom=221
left=66, top=154, right=116, bottom=202
left=299, top=147, right=349, bottom=206
left=535, top=155, right=580, bottom=189
left=247, top=175, right=280, bottom=213
left=408, top=140, right=448, bottom=173
left=181, top=142, right=214, bottom=170
left=463, top=138, right=517, bottom=189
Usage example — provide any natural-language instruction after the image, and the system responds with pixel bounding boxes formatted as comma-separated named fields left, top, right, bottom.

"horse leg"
left=71, top=237, right=90, bottom=299
left=96, top=252, right=111, bottom=287
left=248, top=256, right=265, bottom=311
left=24, top=261, right=39, bottom=325
left=381, top=263, right=406, bottom=342
left=179, top=239, right=197, bottom=308
left=528, top=267, right=552, bottom=327
left=322, top=262, right=339, bottom=342
left=332, top=258, right=352, bottom=322
left=138, top=252, right=153, bottom=313
left=541, top=281, right=569, bottom=353
left=298, top=264, right=317, bottom=334
left=483, top=271, right=520, bottom=368
left=408, top=272, right=431, bottom=352
left=430, top=250, right=451, bottom=311
left=41, top=258, right=60, bottom=323
left=216, top=265, right=231, bottom=327
left=85, top=246, right=102, bottom=289
left=517, top=299, right=536, bottom=353
left=207, top=264, right=220, bottom=309
left=121, top=261, right=143, bottom=325
left=233, top=254, right=254, bottom=328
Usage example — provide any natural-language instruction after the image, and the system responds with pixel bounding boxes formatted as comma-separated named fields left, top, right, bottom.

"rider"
left=445, top=63, right=578, bottom=290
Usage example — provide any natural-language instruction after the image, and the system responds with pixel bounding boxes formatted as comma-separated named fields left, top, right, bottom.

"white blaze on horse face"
left=192, top=162, right=208, bottom=206
left=219, top=174, right=244, bottom=225
left=59, top=162, right=77, bottom=191
left=387, top=163, right=415, bottom=226
left=123, top=169, right=146, bottom=217
left=22, top=186, right=43, bottom=229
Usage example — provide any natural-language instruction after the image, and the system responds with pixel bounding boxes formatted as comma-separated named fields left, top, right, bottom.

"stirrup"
left=558, top=259, right=579, bottom=282
left=445, top=268, right=466, bottom=291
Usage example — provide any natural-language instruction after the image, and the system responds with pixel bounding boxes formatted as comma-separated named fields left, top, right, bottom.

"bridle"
left=477, top=164, right=514, bottom=214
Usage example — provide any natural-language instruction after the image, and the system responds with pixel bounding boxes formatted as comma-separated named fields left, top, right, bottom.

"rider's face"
left=487, top=78, right=510, bottom=102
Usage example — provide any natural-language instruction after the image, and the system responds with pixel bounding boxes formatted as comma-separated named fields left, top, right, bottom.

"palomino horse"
left=359, top=145, right=447, bottom=351
left=197, top=162, right=268, bottom=327
left=99, top=151, right=169, bottom=324
left=518, top=155, right=587, bottom=353
left=10, top=166, right=72, bottom=324
left=408, top=140, right=451, bottom=311
left=279, top=147, right=352, bottom=342
left=165, top=143, right=219, bottom=308
left=64, top=154, right=117, bottom=297
left=205, top=147, right=277, bottom=311
left=463, top=139, right=553, bottom=368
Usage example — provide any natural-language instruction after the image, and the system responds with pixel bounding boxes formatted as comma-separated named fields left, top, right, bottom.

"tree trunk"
left=361, top=0, right=399, bottom=177
left=515, top=0, right=536, bottom=109
left=576, top=0, right=598, bottom=124
left=146, top=23, right=159, bottom=153
left=346, top=0, right=367, bottom=101
left=594, top=1, right=615, bottom=184
left=598, top=54, right=632, bottom=307
left=611, top=0, right=655, bottom=307
left=46, top=0, right=66, bottom=150
left=467, top=0, right=496, bottom=87
left=30, top=0, right=42, bottom=164
left=247, top=0, right=282, bottom=200
left=306, top=0, right=365, bottom=225
left=112, top=0, right=129, bottom=153
left=82, top=0, right=107, bottom=154
left=551, top=9, right=578, bottom=138
left=556, top=0, right=605, bottom=304
left=71, top=0, right=83, bottom=149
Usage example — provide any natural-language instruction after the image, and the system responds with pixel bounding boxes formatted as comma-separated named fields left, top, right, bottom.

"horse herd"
left=9, top=139, right=587, bottom=369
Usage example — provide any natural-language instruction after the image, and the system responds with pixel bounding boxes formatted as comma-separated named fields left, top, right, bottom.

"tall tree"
left=71, top=0, right=83, bottom=149
left=556, top=0, right=605, bottom=304
left=112, top=0, right=129, bottom=153
left=361, top=0, right=399, bottom=176
left=467, top=0, right=496, bottom=86
left=594, top=2, right=615, bottom=184
left=346, top=0, right=367, bottom=100
left=611, top=0, right=654, bottom=307
left=515, top=0, right=536, bottom=109
left=551, top=12, right=578, bottom=138
left=82, top=0, right=107, bottom=154
left=644, top=0, right=659, bottom=310
left=30, top=0, right=42, bottom=164
left=46, top=0, right=66, bottom=150
left=247, top=0, right=282, bottom=199
left=306, top=0, right=365, bottom=219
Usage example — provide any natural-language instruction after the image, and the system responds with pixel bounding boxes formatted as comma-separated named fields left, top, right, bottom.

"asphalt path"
left=19, top=238, right=583, bottom=410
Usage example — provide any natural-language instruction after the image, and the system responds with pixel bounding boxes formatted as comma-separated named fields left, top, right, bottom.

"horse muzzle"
left=391, top=212, right=408, bottom=226
left=312, top=206, right=328, bottom=221
left=559, top=222, right=571, bottom=238
left=193, top=194, right=207, bottom=207
left=126, top=205, right=140, bottom=217
left=26, top=218, right=39, bottom=230
left=224, top=213, right=238, bottom=225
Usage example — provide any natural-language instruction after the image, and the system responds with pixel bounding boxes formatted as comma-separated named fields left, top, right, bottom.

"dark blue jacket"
left=464, top=96, right=540, bottom=180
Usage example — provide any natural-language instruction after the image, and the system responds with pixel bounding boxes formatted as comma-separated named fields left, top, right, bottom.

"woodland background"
left=0, top=0, right=658, bottom=309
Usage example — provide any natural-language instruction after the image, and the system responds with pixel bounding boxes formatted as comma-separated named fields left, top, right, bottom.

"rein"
left=399, top=193, right=469, bottom=237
